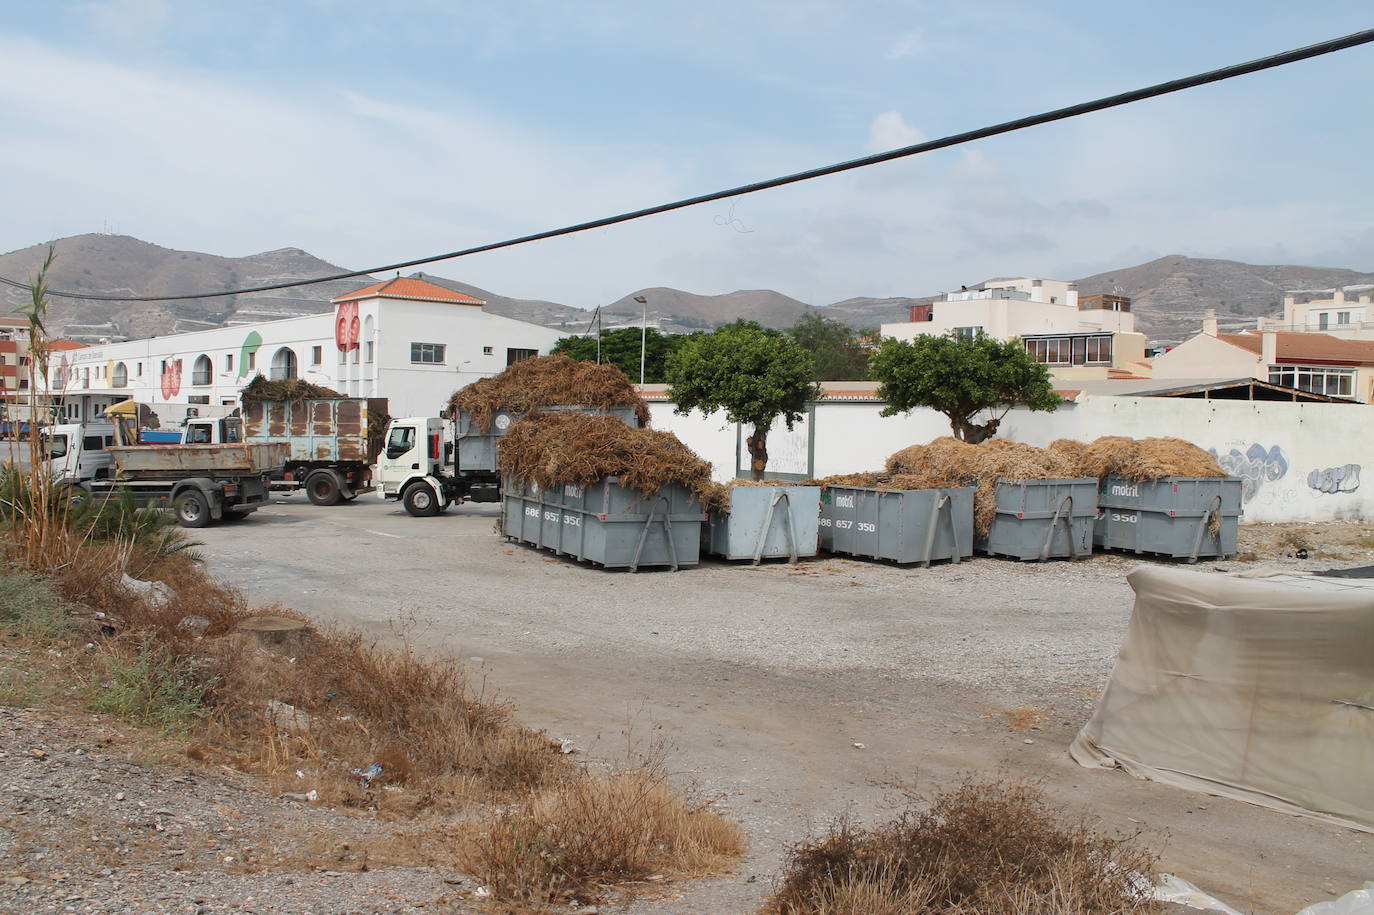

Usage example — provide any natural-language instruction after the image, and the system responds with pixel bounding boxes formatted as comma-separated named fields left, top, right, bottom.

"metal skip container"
left=703, top=485, right=821, bottom=562
left=1094, top=475, right=1244, bottom=562
left=818, top=485, right=974, bottom=566
left=501, top=476, right=704, bottom=571
left=981, top=478, right=1099, bottom=561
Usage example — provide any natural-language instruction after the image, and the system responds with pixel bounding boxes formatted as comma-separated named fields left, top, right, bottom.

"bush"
left=90, top=639, right=217, bottom=732
left=766, top=779, right=1158, bottom=915
left=0, top=564, right=70, bottom=642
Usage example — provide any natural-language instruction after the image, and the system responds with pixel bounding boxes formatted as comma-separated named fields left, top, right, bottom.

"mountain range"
left=1, top=234, right=1370, bottom=347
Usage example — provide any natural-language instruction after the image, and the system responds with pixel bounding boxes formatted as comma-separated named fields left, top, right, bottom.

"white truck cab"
left=376, top=417, right=448, bottom=515
left=43, top=422, right=116, bottom=482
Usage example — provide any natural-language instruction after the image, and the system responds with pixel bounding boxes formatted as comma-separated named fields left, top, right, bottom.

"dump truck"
left=240, top=397, right=387, bottom=505
left=43, top=417, right=286, bottom=527
left=377, top=406, right=640, bottom=517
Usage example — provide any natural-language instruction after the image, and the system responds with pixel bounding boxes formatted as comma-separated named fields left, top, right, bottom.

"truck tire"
left=175, top=491, right=211, bottom=528
left=402, top=483, right=441, bottom=517
left=306, top=471, right=342, bottom=506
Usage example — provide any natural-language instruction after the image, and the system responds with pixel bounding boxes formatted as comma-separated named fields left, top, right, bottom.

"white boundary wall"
left=649, top=395, right=1371, bottom=523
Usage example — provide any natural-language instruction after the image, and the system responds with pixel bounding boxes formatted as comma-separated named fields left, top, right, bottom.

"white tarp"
left=1071, top=566, right=1374, bottom=832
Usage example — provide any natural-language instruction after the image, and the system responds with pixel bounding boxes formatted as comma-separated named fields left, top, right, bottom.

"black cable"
left=6, top=27, right=1373, bottom=304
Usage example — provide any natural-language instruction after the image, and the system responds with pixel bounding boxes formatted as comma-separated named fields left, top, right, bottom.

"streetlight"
left=633, top=295, right=648, bottom=385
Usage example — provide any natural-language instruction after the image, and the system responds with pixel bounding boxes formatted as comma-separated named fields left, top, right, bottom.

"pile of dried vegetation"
left=498, top=411, right=713, bottom=500
left=765, top=779, right=1158, bottom=915
left=240, top=374, right=343, bottom=406
left=0, top=452, right=741, bottom=906
left=697, top=478, right=803, bottom=514
left=447, top=353, right=651, bottom=432
left=1071, top=435, right=1226, bottom=481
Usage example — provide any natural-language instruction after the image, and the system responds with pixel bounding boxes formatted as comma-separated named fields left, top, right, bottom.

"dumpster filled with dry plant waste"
left=497, top=411, right=712, bottom=571
left=699, top=480, right=821, bottom=563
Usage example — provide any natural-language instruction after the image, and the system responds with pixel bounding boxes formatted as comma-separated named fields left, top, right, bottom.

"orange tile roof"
left=1216, top=331, right=1374, bottom=366
left=332, top=277, right=484, bottom=306
left=49, top=339, right=87, bottom=351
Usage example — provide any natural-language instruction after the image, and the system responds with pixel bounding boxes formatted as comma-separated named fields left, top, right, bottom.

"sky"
left=1, top=1, right=1371, bottom=309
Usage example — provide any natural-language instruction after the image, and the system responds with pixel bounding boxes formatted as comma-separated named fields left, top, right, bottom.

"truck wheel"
left=402, top=483, right=441, bottom=517
left=306, top=472, right=342, bottom=506
left=175, top=491, right=211, bottom=528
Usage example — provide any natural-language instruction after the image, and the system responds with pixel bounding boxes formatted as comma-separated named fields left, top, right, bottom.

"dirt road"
left=199, top=496, right=1370, bottom=913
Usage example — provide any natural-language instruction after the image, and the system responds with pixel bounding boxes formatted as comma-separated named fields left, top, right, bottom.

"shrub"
left=766, top=779, right=1158, bottom=915
left=90, top=638, right=217, bottom=732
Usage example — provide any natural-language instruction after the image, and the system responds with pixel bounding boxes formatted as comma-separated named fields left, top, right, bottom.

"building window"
left=1318, top=313, right=1330, bottom=330
left=365, top=341, right=374, bottom=363
left=483, top=346, right=493, bottom=355
left=18, top=379, right=28, bottom=390
left=160, top=360, right=168, bottom=376
left=506, top=347, right=538, bottom=366
left=270, top=347, right=298, bottom=381
left=1268, top=365, right=1354, bottom=398
left=1023, top=335, right=1112, bottom=366
left=225, top=354, right=234, bottom=373
left=247, top=351, right=256, bottom=370
left=112, top=362, right=128, bottom=388
left=187, top=395, right=210, bottom=405
left=192, top=354, right=212, bottom=386
left=136, top=361, right=143, bottom=377
left=1338, top=311, right=1350, bottom=325
left=312, top=345, right=323, bottom=365
left=1085, top=335, right=1113, bottom=364
left=411, top=342, right=446, bottom=364
left=952, top=326, right=983, bottom=340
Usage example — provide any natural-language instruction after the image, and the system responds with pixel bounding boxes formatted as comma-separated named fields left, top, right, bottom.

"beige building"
left=1154, top=318, right=1374, bottom=402
left=1259, top=285, right=1374, bottom=338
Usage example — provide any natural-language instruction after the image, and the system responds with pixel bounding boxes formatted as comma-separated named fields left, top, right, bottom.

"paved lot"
left=197, top=494, right=1370, bottom=914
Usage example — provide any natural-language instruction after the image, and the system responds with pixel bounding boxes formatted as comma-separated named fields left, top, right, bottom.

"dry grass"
left=1002, top=706, right=1052, bottom=731
left=449, top=353, right=651, bottom=432
left=461, top=766, right=744, bottom=905
left=499, top=410, right=714, bottom=501
left=239, top=374, right=342, bottom=405
left=1072, top=436, right=1225, bottom=482
left=765, top=779, right=1158, bottom=915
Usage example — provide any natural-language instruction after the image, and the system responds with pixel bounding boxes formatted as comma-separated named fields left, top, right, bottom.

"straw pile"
left=448, top=354, right=651, bottom=433
left=1071, top=436, right=1226, bottom=481
left=240, top=375, right=342, bottom=406
left=497, top=411, right=712, bottom=500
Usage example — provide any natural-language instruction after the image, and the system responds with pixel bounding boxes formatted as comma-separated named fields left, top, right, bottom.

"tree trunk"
left=951, top=416, right=1000, bottom=444
left=745, top=424, right=770, bottom=481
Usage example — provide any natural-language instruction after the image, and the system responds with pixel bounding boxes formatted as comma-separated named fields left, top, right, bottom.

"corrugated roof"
left=332, top=277, right=484, bottom=306
left=1216, top=331, right=1374, bottom=366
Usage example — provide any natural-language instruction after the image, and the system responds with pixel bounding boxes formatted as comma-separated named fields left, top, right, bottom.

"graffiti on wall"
left=1210, top=443, right=1288, bottom=503
left=1308, top=464, right=1361, bottom=495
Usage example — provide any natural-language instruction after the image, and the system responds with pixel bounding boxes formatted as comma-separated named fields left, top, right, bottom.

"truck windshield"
left=222, top=418, right=243, bottom=443
left=44, top=434, right=68, bottom=459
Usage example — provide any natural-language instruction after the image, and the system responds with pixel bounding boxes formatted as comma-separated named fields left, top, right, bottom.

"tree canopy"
left=786, top=313, right=873, bottom=381
left=552, top=327, right=687, bottom=385
left=870, top=332, right=1061, bottom=443
left=666, top=320, right=821, bottom=479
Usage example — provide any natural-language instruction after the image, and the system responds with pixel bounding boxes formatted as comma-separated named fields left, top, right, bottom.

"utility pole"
left=634, top=295, right=648, bottom=384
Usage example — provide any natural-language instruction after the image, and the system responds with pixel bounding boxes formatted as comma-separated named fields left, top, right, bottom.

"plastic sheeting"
left=1071, top=566, right=1374, bottom=832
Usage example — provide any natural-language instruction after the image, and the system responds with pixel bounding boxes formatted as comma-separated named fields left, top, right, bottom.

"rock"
left=176, top=616, right=211, bottom=637
left=264, top=700, right=318, bottom=733
left=120, top=574, right=173, bottom=606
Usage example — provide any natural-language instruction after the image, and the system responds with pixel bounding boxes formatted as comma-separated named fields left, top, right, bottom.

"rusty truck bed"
left=108, top=442, right=289, bottom=477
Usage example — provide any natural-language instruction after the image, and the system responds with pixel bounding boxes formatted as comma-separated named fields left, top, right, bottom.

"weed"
left=89, top=638, right=217, bottom=733
left=461, top=766, right=744, bottom=905
left=0, top=563, right=70, bottom=641
left=0, top=665, right=42, bottom=707
left=765, top=778, right=1158, bottom=915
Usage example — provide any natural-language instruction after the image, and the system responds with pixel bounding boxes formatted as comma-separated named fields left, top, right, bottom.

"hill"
left=1, top=235, right=1369, bottom=345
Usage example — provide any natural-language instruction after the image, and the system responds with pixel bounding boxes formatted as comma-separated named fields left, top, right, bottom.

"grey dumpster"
left=457, top=405, right=641, bottom=472
left=818, top=485, right=974, bottom=566
left=1094, top=475, right=1243, bottom=561
left=502, top=476, right=704, bottom=571
left=704, top=485, right=820, bottom=562
left=980, top=478, right=1098, bottom=561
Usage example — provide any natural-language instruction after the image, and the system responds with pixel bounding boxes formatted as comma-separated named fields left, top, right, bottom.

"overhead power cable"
left=4, top=27, right=1373, bottom=304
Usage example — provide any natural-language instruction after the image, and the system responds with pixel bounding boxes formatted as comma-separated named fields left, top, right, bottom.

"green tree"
left=552, top=327, right=687, bottom=384
left=870, top=332, right=1060, bottom=443
left=666, top=320, right=821, bottom=480
left=786, top=313, right=873, bottom=381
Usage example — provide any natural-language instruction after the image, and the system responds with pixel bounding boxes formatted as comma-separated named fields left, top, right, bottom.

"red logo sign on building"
left=160, top=359, right=183, bottom=400
left=336, top=301, right=360, bottom=351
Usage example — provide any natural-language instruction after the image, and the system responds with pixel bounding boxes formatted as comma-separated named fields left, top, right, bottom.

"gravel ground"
left=4, top=499, right=1370, bottom=913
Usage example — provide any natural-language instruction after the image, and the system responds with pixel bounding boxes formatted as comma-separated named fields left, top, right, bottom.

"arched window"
left=191, top=354, right=212, bottom=386
left=270, top=347, right=298, bottom=381
left=112, top=362, right=128, bottom=388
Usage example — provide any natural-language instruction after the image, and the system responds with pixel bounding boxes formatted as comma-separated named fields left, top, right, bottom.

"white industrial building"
left=41, top=277, right=565, bottom=423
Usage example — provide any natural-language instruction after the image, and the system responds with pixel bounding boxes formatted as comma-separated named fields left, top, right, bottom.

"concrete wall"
left=650, top=395, right=1372, bottom=523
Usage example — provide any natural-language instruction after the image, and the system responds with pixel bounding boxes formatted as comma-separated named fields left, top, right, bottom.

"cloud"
left=84, top=0, right=171, bottom=44
left=885, top=30, right=927, bottom=60
left=867, top=110, right=926, bottom=153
